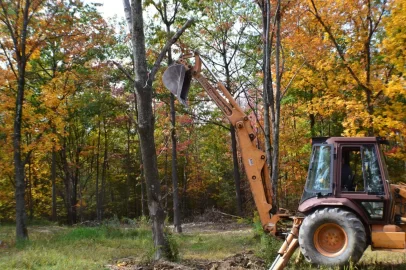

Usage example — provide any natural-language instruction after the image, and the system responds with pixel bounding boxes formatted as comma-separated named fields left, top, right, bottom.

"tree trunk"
left=72, top=146, right=80, bottom=224
left=131, top=0, right=169, bottom=259
left=100, top=120, right=108, bottom=220
left=137, top=138, right=146, bottom=217
left=96, top=120, right=101, bottom=220
left=259, top=0, right=276, bottom=209
left=164, top=134, right=169, bottom=209
left=123, top=0, right=192, bottom=259
left=10, top=0, right=31, bottom=241
left=126, top=119, right=132, bottom=217
left=230, top=125, right=242, bottom=216
left=170, top=95, right=182, bottom=232
left=168, top=45, right=182, bottom=232
left=51, top=147, right=57, bottom=221
left=27, top=156, right=33, bottom=220
left=137, top=90, right=169, bottom=259
left=271, top=0, right=282, bottom=209
left=61, top=143, right=74, bottom=225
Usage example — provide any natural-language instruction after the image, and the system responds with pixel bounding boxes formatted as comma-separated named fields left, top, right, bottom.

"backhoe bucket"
left=163, top=63, right=192, bottom=106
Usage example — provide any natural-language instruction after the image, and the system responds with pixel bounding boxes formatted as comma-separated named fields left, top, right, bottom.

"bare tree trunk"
left=259, top=0, right=276, bottom=209
left=271, top=0, right=282, bottom=208
left=230, top=125, right=242, bottom=216
left=60, top=142, right=74, bottom=225
left=126, top=119, right=132, bottom=217
left=130, top=0, right=169, bottom=259
left=51, top=147, right=57, bottom=221
left=122, top=0, right=192, bottom=259
left=170, top=94, right=182, bottom=232
left=150, top=0, right=183, bottom=234
left=72, top=145, right=80, bottom=224
left=14, top=77, right=28, bottom=237
left=221, top=53, right=243, bottom=217
left=100, top=120, right=108, bottom=220
left=140, top=170, right=146, bottom=216
left=137, top=90, right=168, bottom=259
left=26, top=155, right=33, bottom=220
left=182, top=159, right=188, bottom=215
left=13, top=1, right=31, bottom=241
left=96, top=120, right=101, bottom=220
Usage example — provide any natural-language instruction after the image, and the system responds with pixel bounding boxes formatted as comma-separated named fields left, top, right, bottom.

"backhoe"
left=162, top=51, right=406, bottom=269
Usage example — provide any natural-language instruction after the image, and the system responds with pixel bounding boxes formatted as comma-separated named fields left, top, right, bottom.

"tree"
left=29, top=1, right=115, bottom=224
left=186, top=0, right=260, bottom=215
left=308, top=0, right=388, bottom=136
left=256, top=0, right=285, bottom=209
left=0, top=0, right=49, bottom=240
left=148, top=0, right=184, bottom=233
left=122, top=0, right=192, bottom=259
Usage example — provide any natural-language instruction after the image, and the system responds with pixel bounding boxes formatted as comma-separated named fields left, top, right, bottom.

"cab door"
left=338, top=144, right=390, bottom=224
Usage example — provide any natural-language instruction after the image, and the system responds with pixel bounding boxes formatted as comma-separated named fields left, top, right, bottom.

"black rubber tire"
left=298, top=208, right=366, bottom=266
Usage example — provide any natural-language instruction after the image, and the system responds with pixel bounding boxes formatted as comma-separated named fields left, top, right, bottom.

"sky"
left=83, top=0, right=125, bottom=20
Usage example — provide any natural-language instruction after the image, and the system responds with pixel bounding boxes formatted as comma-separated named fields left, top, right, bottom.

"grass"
left=0, top=222, right=262, bottom=270
left=1, top=222, right=406, bottom=270
left=0, top=223, right=154, bottom=270
left=176, top=230, right=257, bottom=260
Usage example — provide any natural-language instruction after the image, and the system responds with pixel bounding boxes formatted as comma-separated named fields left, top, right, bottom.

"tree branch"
left=122, top=0, right=133, bottom=35
left=280, top=60, right=306, bottom=100
left=149, top=18, right=195, bottom=83
left=109, top=60, right=135, bottom=84
left=309, top=0, right=370, bottom=93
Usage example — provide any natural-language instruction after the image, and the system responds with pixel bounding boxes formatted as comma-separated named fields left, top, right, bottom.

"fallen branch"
left=212, top=207, right=241, bottom=219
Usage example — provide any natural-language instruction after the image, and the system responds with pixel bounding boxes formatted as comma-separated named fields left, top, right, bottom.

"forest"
left=0, top=0, right=405, bottom=267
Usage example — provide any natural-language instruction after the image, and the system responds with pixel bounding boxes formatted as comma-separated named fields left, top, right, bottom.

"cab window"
left=362, top=145, right=384, bottom=194
left=341, top=145, right=384, bottom=194
left=341, top=147, right=363, bottom=191
left=305, top=144, right=333, bottom=194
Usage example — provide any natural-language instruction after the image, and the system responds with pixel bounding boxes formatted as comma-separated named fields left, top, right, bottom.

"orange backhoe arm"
left=163, top=51, right=303, bottom=270
left=163, top=51, right=283, bottom=234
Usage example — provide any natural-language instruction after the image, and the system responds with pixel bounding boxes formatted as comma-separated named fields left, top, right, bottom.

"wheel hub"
left=314, top=223, right=348, bottom=257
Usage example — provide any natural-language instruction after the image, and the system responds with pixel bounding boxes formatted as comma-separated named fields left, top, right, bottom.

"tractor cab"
left=299, top=137, right=391, bottom=225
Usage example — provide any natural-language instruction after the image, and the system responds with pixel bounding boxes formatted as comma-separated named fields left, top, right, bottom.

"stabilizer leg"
left=269, top=218, right=303, bottom=270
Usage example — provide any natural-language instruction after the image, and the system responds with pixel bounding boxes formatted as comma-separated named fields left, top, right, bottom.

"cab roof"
left=311, top=137, right=388, bottom=145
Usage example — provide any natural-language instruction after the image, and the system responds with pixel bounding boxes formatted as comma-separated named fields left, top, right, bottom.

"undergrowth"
left=252, top=212, right=281, bottom=266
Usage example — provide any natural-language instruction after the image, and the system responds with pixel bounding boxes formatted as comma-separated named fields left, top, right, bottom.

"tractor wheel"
left=298, top=208, right=366, bottom=266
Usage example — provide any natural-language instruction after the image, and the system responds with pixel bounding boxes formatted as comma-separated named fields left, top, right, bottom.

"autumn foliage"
left=0, top=0, right=404, bottom=226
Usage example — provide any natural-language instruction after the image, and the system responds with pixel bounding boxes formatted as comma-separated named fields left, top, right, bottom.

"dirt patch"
left=168, top=222, right=252, bottom=234
left=108, top=251, right=265, bottom=270
left=168, top=209, right=253, bottom=234
left=206, top=251, right=265, bottom=270
left=108, top=213, right=260, bottom=270
left=30, top=226, right=68, bottom=234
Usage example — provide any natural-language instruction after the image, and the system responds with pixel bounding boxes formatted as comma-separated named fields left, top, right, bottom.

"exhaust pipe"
left=162, top=63, right=192, bottom=106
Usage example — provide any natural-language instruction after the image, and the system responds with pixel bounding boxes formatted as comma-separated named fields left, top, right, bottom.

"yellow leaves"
left=384, top=76, right=406, bottom=99
left=381, top=0, right=406, bottom=73
left=306, top=95, right=348, bottom=118
left=322, top=32, right=329, bottom=43
left=75, top=199, right=87, bottom=208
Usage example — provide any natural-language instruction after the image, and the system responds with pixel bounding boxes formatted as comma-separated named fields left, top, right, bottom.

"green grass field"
left=0, top=221, right=406, bottom=270
left=0, top=221, right=261, bottom=270
left=0, top=223, right=155, bottom=270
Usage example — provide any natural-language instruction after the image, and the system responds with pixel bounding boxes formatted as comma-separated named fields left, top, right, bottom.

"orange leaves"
left=216, top=21, right=234, bottom=32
